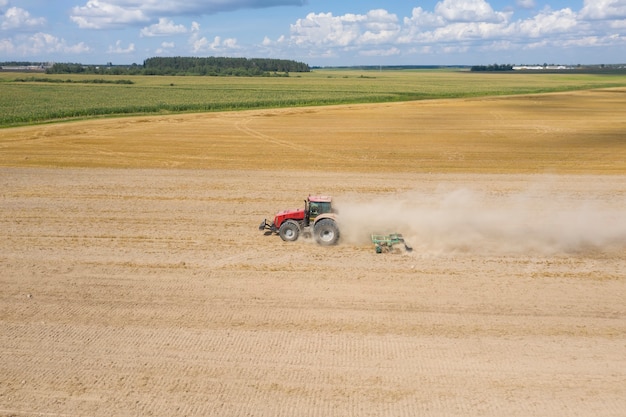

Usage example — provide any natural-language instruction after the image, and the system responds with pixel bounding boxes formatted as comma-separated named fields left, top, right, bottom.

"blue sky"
left=1, top=0, right=625, bottom=66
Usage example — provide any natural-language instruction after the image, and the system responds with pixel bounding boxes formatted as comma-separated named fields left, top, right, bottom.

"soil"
left=1, top=90, right=625, bottom=417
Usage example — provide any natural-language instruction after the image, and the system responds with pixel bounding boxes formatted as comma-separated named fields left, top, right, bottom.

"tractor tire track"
left=234, top=117, right=359, bottom=163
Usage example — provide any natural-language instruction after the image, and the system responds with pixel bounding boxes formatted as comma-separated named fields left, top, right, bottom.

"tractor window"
left=317, top=202, right=331, bottom=214
left=309, top=202, right=319, bottom=216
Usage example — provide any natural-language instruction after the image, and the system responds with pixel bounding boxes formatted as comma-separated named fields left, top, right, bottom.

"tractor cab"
left=306, top=195, right=333, bottom=224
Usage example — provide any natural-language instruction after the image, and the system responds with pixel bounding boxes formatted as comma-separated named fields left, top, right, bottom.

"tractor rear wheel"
left=314, top=219, right=339, bottom=246
left=279, top=220, right=300, bottom=242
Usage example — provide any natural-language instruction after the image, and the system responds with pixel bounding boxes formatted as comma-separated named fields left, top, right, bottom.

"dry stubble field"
left=1, top=89, right=626, bottom=417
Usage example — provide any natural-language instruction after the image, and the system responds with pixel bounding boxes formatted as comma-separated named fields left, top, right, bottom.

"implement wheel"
left=279, top=220, right=300, bottom=242
left=314, top=219, right=339, bottom=246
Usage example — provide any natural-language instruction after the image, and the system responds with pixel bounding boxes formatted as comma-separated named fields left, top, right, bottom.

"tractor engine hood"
left=274, top=208, right=305, bottom=226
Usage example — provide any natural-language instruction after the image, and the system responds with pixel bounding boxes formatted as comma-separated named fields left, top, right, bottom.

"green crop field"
left=2, top=69, right=626, bottom=127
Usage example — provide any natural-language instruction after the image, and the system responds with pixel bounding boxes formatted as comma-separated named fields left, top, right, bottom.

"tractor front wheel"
left=314, top=219, right=339, bottom=246
left=279, top=220, right=300, bottom=242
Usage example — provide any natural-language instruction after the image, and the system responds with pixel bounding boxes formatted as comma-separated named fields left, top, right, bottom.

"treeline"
left=1, top=61, right=48, bottom=67
left=470, top=64, right=514, bottom=72
left=46, top=62, right=142, bottom=75
left=44, top=57, right=310, bottom=76
left=143, top=57, right=310, bottom=75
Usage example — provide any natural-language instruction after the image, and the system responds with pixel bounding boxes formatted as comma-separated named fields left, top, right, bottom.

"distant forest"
left=470, top=64, right=514, bottom=72
left=40, top=57, right=310, bottom=76
left=4, top=60, right=624, bottom=76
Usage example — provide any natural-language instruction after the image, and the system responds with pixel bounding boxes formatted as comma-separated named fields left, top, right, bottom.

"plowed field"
left=1, top=89, right=625, bottom=417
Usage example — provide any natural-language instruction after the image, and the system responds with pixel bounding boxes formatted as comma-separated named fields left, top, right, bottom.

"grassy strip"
left=13, top=76, right=134, bottom=84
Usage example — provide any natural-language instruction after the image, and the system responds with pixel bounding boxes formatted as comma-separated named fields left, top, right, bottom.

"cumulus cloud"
left=291, top=12, right=357, bottom=47
left=0, top=32, right=91, bottom=56
left=4, top=0, right=626, bottom=64
left=71, top=1, right=149, bottom=29
left=580, top=0, right=626, bottom=20
left=191, top=35, right=239, bottom=53
left=70, top=0, right=306, bottom=29
left=1, top=7, right=46, bottom=30
left=108, top=40, right=135, bottom=54
left=360, top=9, right=401, bottom=44
left=513, top=8, right=579, bottom=38
left=403, top=7, right=446, bottom=30
left=140, top=18, right=187, bottom=37
left=281, top=0, right=626, bottom=60
left=434, top=0, right=508, bottom=23
left=156, top=41, right=175, bottom=54
left=290, top=9, right=400, bottom=48
left=291, top=2, right=512, bottom=53
left=188, top=22, right=239, bottom=53
left=0, top=4, right=92, bottom=59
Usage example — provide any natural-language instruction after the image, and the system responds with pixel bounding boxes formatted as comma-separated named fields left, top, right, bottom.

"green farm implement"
left=371, top=233, right=413, bottom=253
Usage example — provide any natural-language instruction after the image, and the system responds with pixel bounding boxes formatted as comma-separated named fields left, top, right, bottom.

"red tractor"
left=259, top=195, right=339, bottom=245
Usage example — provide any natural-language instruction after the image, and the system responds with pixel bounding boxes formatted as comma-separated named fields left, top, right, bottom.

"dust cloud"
left=335, top=183, right=626, bottom=255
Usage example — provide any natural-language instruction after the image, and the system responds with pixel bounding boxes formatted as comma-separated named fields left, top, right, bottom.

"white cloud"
left=359, top=46, right=400, bottom=57
left=403, top=7, right=446, bottom=30
left=560, top=33, right=625, bottom=48
left=70, top=0, right=306, bottom=29
left=512, top=8, right=579, bottom=38
left=140, top=18, right=187, bottom=37
left=71, top=0, right=150, bottom=29
left=189, top=24, right=239, bottom=54
left=1, top=7, right=46, bottom=30
left=580, top=0, right=626, bottom=20
left=359, top=9, right=401, bottom=44
left=1, top=32, right=91, bottom=56
left=290, top=12, right=359, bottom=47
left=287, top=0, right=626, bottom=61
left=289, top=10, right=400, bottom=48
left=289, top=4, right=516, bottom=52
left=108, top=40, right=135, bottom=54
left=222, top=38, right=238, bottom=49
left=516, top=0, right=535, bottom=9
left=155, top=41, right=175, bottom=54
left=434, top=0, right=508, bottom=23
left=608, top=18, right=626, bottom=29
left=4, top=0, right=625, bottom=65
